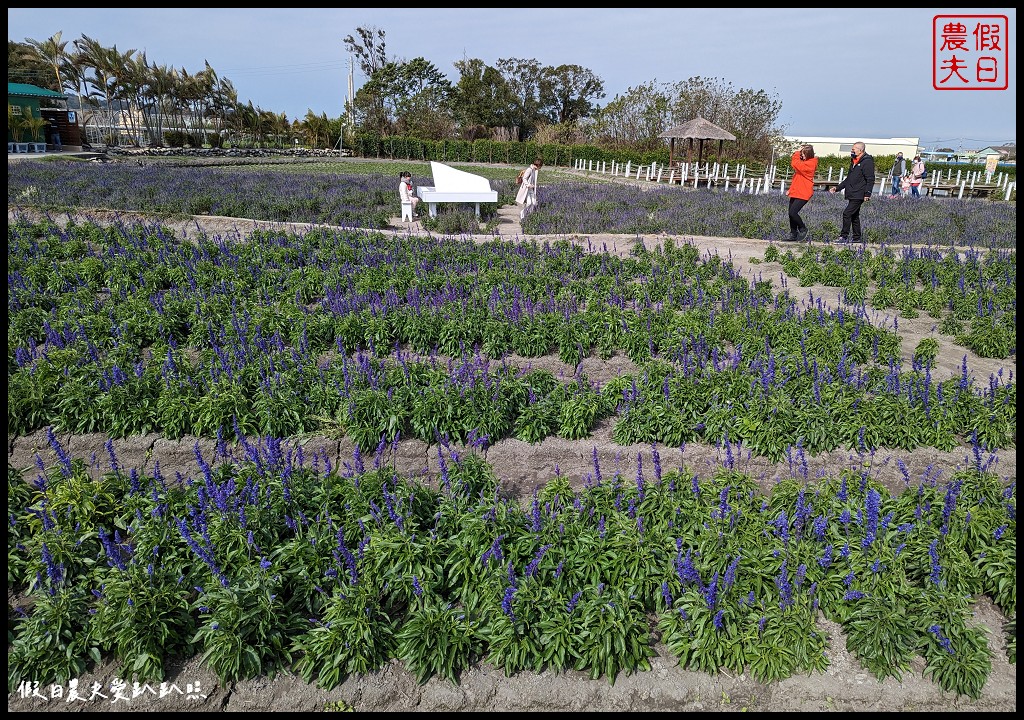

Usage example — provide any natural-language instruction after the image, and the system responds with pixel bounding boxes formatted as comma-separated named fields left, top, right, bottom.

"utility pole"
left=347, top=55, right=355, bottom=129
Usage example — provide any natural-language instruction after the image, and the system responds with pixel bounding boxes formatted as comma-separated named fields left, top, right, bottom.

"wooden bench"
left=925, top=183, right=1003, bottom=199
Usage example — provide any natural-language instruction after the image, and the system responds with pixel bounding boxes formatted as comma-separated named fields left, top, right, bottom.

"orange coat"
left=787, top=151, right=818, bottom=201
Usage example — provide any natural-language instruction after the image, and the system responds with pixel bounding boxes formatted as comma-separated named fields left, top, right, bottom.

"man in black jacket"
left=830, top=142, right=875, bottom=244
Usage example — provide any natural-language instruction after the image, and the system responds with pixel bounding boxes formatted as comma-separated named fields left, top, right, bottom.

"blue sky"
left=8, top=8, right=1016, bottom=151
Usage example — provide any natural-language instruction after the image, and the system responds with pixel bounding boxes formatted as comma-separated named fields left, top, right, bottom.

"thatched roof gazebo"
left=659, top=116, right=737, bottom=167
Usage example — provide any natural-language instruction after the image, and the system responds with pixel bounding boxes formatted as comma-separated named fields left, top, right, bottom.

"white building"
left=782, top=135, right=921, bottom=159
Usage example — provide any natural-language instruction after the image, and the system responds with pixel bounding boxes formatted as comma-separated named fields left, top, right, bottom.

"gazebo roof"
left=659, top=116, right=736, bottom=141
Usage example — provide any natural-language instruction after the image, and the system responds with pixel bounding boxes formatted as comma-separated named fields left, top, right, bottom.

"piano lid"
left=426, top=161, right=492, bottom=193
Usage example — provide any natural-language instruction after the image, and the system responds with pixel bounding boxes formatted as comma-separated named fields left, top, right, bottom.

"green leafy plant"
left=91, top=562, right=197, bottom=682
left=190, top=566, right=304, bottom=683
left=395, top=596, right=481, bottom=684
left=292, top=585, right=396, bottom=690
left=913, top=338, right=940, bottom=365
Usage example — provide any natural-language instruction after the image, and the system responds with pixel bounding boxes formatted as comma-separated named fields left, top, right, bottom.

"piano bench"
left=401, top=202, right=415, bottom=222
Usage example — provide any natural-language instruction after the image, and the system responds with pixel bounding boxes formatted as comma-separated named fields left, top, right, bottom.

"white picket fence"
left=572, top=158, right=1015, bottom=200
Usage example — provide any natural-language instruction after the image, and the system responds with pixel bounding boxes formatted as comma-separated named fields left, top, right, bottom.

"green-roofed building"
left=8, top=82, right=78, bottom=150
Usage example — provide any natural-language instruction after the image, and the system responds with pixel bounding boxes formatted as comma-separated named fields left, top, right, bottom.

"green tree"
left=723, top=86, right=784, bottom=161
left=8, top=40, right=55, bottom=88
left=539, top=63, right=605, bottom=126
left=495, top=57, right=545, bottom=141
left=453, top=58, right=516, bottom=139
left=587, top=81, right=670, bottom=150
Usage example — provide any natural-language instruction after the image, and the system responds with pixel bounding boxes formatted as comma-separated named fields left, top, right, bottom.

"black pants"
left=788, top=197, right=808, bottom=237
left=841, top=198, right=865, bottom=241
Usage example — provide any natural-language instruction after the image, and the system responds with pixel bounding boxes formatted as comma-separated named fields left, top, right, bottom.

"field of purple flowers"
left=7, top=160, right=1018, bottom=247
left=6, top=159, right=1016, bottom=706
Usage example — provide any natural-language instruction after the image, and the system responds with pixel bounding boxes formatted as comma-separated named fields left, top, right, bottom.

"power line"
left=217, top=61, right=346, bottom=78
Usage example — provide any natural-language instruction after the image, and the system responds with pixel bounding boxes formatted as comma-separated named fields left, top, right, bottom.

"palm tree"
left=74, top=35, right=136, bottom=145
left=116, top=50, right=150, bottom=145
left=303, top=110, right=330, bottom=148
left=21, top=112, right=48, bottom=144
left=23, top=33, right=69, bottom=93
left=146, top=63, right=179, bottom=145
left=210, top=77, right=240, bottom=147
left=8, top=105, right=27, bottom=142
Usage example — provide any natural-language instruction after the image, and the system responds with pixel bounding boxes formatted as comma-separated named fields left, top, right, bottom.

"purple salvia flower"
left=502, top=586, right=516, bottom=620
left=928, top=624, right=955, bottom=655
left=713, top=609, right=725, bottom=631
left=862, top=488, right=880, bottom=548
left=41, top=542, right=64, bottom=590
left=941, top=478, right=963, bottom=530
left=530, top=495, right=542, bottom=533
left=718, top=487, right=731, bottom=522
left=676, top=548, right=701, bottom=586
left=105, top=438, right=120, bottom=474
left=45, top=427, right=73, bottom=478
left=635, top=453, right=646, bottom=501
left=812, top=515, right=827, bottom=541
left=774, top=511, right=790, bottom=544
left=818, top=544, right=833, bottom=569
left=703, top=572, right=720, bottom=610
left=567, top=591, right=582, bottom=614
left=480, top=534, right=506, bottom=566
left=928, top=539, right=942, bottom=586
left=525, top=544, right=551, bottom=578
left=776, top=560, right=793, bottom=610
left=723, top=555, right=741, bottom=589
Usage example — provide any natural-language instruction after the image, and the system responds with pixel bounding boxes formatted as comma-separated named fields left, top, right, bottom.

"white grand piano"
left=416, top=161, right=498, bottom=218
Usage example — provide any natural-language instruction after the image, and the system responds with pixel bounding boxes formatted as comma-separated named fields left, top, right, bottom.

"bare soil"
left=6, top=204, right=1016, bottom=712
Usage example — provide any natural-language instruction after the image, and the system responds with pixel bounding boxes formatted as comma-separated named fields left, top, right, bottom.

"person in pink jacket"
left=910, top=156, right=926, bottom=198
